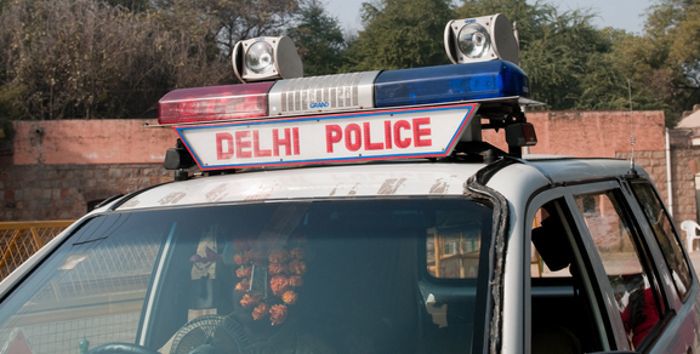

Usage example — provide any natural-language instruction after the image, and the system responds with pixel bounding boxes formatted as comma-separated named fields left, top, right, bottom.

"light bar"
left=373, top=60, right=528, bottom=108
left=158, top=60, right=529, bottom=126
left=158, top=82, right=274, bottom=125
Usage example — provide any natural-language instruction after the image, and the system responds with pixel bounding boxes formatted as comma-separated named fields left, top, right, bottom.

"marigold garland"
left=233, top=242, right=306, bottom=326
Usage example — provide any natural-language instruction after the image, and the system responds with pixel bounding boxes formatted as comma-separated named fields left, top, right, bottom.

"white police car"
left=0, top=14, right=698, bottom=354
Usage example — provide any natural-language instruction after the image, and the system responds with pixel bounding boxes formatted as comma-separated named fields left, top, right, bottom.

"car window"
left=529, top=199, right=606, bottom=354
left=574, top=191, right=666, bottom=350
left=0, top=214, right=165, bottom=354
left=630, top=181, right=692, bottom=298
left=0, top=199, right=492, bottom=354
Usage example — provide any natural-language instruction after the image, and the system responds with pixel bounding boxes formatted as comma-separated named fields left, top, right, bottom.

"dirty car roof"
left=114, top=162, right=489, bottom=210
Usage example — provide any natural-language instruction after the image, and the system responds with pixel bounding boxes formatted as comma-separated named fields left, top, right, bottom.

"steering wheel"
left=86, top=342, right=161, bottom=354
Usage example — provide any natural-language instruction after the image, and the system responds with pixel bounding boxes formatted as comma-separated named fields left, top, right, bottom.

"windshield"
left=0, top=198, right=492, bottom=354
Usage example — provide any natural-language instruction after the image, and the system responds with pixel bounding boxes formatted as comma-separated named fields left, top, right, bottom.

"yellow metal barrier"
left=0, top=220, right=74, bottom=280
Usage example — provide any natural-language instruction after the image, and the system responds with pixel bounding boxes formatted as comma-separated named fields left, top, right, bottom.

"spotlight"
left=232, top=36, right=303, bottom=83
left=444, top=14, right=519, bottom=65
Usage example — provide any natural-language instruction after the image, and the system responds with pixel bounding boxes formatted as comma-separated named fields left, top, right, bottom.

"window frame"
left=524, top=187, right=614, bottom=354
left=564, top=180, right=673, bottom=352
left=625, top=178, right=694, bottom=306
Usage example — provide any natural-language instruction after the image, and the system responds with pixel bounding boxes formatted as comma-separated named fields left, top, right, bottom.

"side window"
left=630, top=181, right=692, bottom=298
left=530, top=200, right=605, bottom=354
left=574, top=191, right=665, bottom=350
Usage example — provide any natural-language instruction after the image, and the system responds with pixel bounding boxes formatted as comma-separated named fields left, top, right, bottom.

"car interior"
left=530, top=201, right=605, bottom=354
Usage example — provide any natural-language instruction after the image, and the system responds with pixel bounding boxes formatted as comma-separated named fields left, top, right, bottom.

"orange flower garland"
left=232, top=242, right=306, bottom=326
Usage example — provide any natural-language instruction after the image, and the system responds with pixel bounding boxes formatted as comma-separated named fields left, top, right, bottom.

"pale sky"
left=325, top=0, right=655, bottom=35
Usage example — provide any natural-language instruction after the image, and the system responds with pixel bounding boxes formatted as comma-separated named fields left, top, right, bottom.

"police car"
left=0, top=14, right=698, bottom=354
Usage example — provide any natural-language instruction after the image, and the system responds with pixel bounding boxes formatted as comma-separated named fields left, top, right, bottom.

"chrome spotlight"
left=232, top=36, right=303, bottom=83
left=444, top=14, right=519, bottom=65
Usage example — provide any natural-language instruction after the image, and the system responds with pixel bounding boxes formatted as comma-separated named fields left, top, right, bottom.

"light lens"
left=245, top=41, right=274, bottom=74
left=374, top=60, right=529, bottom=107
left=457, top=23, right=491, bottom=58
left=158, top=82, right=274, bottom=125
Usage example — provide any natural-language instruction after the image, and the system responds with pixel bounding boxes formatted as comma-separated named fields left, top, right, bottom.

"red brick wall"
left=483, top=111, right=666, bottom=156
left=0, top=111, right=677, bottom=222
left=0, top=164, right=171, bottom=220
left=12, top=119, right=176, bottom=165
left=1, top=119, right=177, bottom=220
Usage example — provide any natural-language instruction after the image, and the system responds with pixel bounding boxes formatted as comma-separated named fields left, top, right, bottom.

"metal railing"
left=0, top=220, right=73, bottom=280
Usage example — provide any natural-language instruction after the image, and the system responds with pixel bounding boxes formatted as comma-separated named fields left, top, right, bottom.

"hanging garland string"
left=233, top=241, right=306, bottom=326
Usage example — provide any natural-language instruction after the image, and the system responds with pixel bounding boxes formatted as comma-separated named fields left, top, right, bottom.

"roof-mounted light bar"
left=158, top=60, right=528, bottom=126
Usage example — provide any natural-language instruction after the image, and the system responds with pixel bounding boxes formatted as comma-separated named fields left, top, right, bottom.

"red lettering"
left=252, top=130, right=271, bottom=157
left=384, top=120, right=393, bottom=149
left=393, top=120, right=412, bottom=148
left=293, top=127, right=300, bottom=155
left=235, top=131, right=252, bottom=158
left=272, top=128, right=292, bottom=156
left=363, top=122, right=384, bottom=150
left=412, top=117, right=432, bottom=147
left=216, top=132, right=234, bottom=160
left=325, top=125, right=343, bottom=153
left=345, top=124, right=362, bottom=151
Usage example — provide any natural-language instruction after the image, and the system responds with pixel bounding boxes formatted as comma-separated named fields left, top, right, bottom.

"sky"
left=325, top=0, right=656, bottom=35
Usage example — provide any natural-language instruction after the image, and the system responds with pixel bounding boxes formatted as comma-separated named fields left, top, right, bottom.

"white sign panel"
left=175, top=103, right=478, bottom=170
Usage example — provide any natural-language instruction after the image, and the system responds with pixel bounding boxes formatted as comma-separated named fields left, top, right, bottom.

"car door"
left=564, top=180, right=680, bottom=353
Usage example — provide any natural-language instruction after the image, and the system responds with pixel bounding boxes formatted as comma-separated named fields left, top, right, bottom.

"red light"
left=158, top=82, right=274, bottom=125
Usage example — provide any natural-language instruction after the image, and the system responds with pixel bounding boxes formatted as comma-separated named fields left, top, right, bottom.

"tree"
left=642, top=0, right=700, bottom=124
left=0, top=0, right=304, bottom=120
left=0, top=0, right=175, bottom=119
left=287, top=0, right=346, bottom=76
left=345, top=0, right=453, bottom=71
left=151, top=0, right=301, bottom=56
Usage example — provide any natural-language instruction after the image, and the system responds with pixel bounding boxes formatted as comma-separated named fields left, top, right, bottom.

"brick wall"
left=1, top=119, right=177, bottom=221
left=0, top=164, right=171, bottom=220
left=483, top=111, right=666, bottom=156
left=0, top=111, right=680, bottom=223
left=666, top=129, right=700, bottom=225
left=12, top=119, right=175, bottom=165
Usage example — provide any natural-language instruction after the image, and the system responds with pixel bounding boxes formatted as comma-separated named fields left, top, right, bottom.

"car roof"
left=114, top=162, right=487, bottom=210
left=111, top=157, right=642, bottom=211
left=522, top=157, right=643, bottom=184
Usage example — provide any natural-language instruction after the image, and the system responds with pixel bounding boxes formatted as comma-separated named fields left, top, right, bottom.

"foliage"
left=0, top=0, right=699, bottom=124
left=345, top=0, right=453, bottom=70
left=642, top=0, right=700, bottom=124
left=287, top=0, right=346, bottom=76
left=0, top=0, right=300, bottom=119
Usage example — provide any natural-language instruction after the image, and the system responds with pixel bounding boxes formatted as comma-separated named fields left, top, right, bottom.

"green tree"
left=345, top=0, right=453, bottom=70
left=456, top=0, right=612, bottom=109
left=643, top=0, right=700, bottom=124
left=287, top=0, right=346, bottom=76
left=0, top=0, right=303, bottom=119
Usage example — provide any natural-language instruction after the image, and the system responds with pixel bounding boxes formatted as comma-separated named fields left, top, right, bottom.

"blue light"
left=374, top=60, right=528, bottom=108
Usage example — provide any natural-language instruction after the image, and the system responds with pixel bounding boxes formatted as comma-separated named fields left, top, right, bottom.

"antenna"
left=629, top=134, right=636, bottom=170
left=627, top=78, right=633, bottom=111
left=627, top=77, right=636, bottom=170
